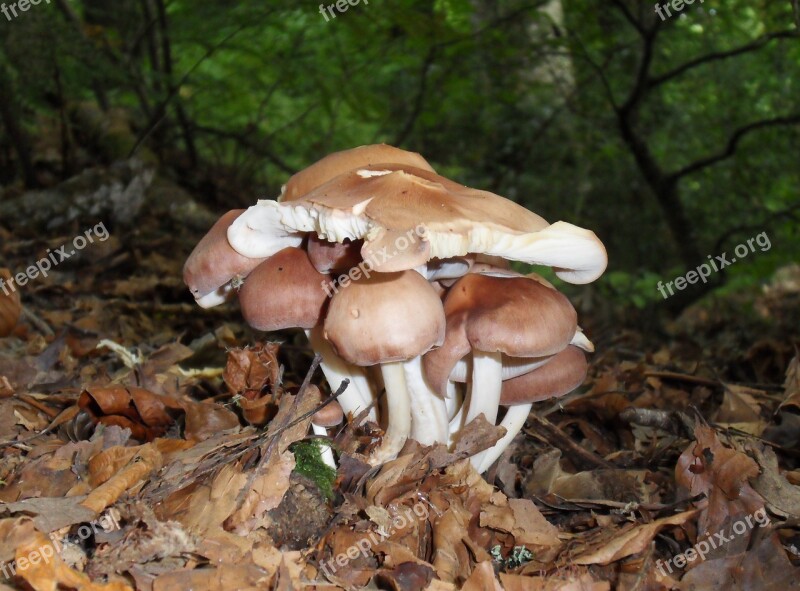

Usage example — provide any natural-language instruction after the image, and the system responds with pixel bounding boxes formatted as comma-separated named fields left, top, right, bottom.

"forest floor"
left=1, top=185, right=800, bottom=591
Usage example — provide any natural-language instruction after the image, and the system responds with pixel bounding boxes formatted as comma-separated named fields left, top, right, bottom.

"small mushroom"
left=183, top=209, right=269, bottom=308
left=476, top=345, right=588, bottom=472
left=324, top=270, right=448, bottom=463
left=311, top=397, right=344, bottom=469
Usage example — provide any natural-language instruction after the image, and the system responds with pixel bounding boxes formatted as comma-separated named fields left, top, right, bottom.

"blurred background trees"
left=1, top=0, right=798, bottom=315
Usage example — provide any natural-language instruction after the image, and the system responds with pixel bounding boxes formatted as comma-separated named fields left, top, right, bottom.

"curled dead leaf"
left=81, top=443, right=162, bottom=514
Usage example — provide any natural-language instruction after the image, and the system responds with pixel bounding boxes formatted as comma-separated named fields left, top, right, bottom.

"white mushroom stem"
left=445, top=380, right=460, bottom=421
left=306, top=328, right=377, bottom=423
left=465, top=351, right=503, bottom=426
left=369, top=361, right=412, bottom=465
left=447, top=384, right=468, bottom=447
left=476, top=404, right=532, bottom=472
left=312, top=423, right=337, bottom=469
left=403, top=356, right=449, bottom=445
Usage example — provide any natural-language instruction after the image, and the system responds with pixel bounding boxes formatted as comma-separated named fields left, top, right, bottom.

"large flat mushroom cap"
left=323, top=270, right=445, bottom=366
left=280, top=144, right=435, bottom=203
left=238, top=247, right=330, bottom=331
left=296, top=165, right=549, bottom=233
left=239, top=164, right=606, bottom=283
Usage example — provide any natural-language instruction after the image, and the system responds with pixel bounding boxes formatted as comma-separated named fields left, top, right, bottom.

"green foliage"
left=290, top=440, right=336, bottom=500
left=0, top=0, right=797, bottom=303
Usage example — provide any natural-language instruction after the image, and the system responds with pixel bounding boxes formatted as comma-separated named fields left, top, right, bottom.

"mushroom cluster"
left=184, top=144, right=607, bottom=470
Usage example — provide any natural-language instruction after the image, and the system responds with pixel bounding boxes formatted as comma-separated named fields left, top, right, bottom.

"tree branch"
left=193, top=124, right=295, bottom=175
left=667, top=113, right=800, bottom=182
left=649, top=30, right=799, bottom=88
left=609, top=0, right=646, bottom=36
left=393, top=47, right=436, bottom=146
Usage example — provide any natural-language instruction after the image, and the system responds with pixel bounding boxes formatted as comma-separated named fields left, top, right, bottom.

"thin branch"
left=609, top=0, right=646, bottom=36
left=667, top=113, right=800, bottom=181
left=650, top=30, right=799, bottom=88
left=393, top=47, right=436, bottom=146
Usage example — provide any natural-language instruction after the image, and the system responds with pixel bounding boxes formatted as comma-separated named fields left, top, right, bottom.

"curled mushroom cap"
left=231, top=163, right=607, bottom=284
left=324, top=270, right=445, bottom=365
left=476, top=345, right=588, bottom=472
left=280, top=144, right=435, bottom=202
left=422, top=273, right=578, bottom=399
left=238, top=247, right=329, bottom=331
left=312, top=400, right=345, bottom=427
left=183, top=209, right=267, bottom=308
left=500, top=345, right=588, bottom=405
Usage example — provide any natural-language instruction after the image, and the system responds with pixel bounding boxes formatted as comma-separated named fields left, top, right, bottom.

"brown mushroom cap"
left=312, top=399, right=344, bottom=427
left=238, top=247, right=330, bottom=331
left=307, top=235, right=364, bottom=274
left=422, top=274, right=578, bottom=397
left=499, top=345, right=587, bottom=405
left=280, top=144, right=435, bottom=202
left=183, top=209, right=267, bottom=304
left=324, top=270, right=445, bottom=366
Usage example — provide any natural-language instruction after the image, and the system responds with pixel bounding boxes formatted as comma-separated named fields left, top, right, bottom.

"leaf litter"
left=1, top=211, right=799, bottom=590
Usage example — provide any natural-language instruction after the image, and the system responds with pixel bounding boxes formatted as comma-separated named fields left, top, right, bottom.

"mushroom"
left=279, top=143, right=435, bottom=202
left=476, top=344, right=588, bottom=472
left=183, top=209, right=270, bottom=308
left=323, top=270, right=448, bottom=463
left=230, top=164, right=607, bottom=285
left=422, top=273, right=578, bottom=447
left=311, top=396, right=344, bottom=469
left=238, top=247, right=376, bottom=423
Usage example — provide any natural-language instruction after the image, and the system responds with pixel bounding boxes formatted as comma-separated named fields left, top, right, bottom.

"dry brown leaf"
left=747, top=442, right=800, bottom=519
left=0, top=268, right=21, bottom=338
left=714, top=385, right=767, bottom=436
left=480, top=498, right=561, bottom=549
left=500, top=571, right=611, bottom=591
left=14, top=531, right=132, bottom=591
left=226, top=450, right=295, bottom=534
left=675, top=424, right=764, bottom=538
left=461, top=561, right=503, bottom=591
left=779, top=351, right=800, bottom=410
left=678, top=534, right=800, bottom=591
left=82, top=443, right=162, bottom=514
left=572, top=509, right=697, bottom=565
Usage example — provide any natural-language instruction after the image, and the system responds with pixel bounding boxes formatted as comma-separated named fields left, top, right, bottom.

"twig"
left=21, top=307, right=54, bottom=337
left=643, top=371, right=719, bottom=388
left=524, top=414, right=614, bottom=470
